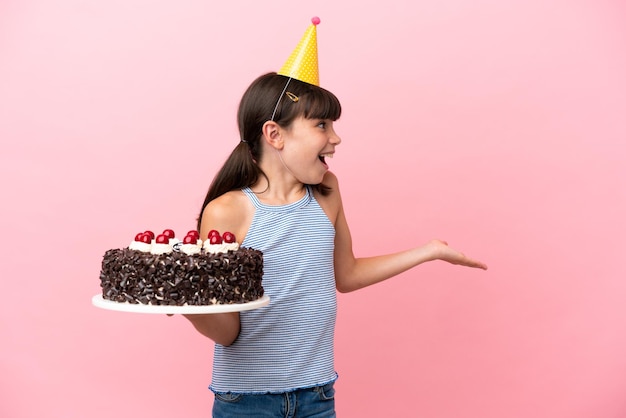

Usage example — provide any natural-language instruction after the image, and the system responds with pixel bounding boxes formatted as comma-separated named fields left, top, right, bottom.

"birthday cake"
left=99, top=229, right=264, bottom=306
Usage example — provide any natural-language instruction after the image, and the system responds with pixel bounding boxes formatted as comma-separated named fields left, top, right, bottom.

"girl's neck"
left=253, top=141, right=306, bottom=205
left=250, top=176, right=306, bottom=206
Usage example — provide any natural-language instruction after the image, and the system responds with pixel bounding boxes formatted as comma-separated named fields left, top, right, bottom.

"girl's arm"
left=178, top=191, right=254, bottom=345
left=329, top=177, right=487, bottom=293
left=182, top=312, right=240, bottom=346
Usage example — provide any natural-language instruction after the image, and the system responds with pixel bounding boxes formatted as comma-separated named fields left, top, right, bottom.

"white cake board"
left=92, top=294, right=270, bottom=314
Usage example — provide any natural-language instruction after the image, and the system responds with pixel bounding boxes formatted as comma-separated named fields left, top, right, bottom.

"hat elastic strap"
left=270, top=77, right=293, bottom=121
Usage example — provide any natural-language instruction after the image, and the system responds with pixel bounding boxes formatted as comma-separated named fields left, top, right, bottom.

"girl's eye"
left=317, top=121, right=326, bottom=129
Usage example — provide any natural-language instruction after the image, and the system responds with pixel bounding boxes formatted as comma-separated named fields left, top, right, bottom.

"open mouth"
left=319, top=153, right=333, bottom=165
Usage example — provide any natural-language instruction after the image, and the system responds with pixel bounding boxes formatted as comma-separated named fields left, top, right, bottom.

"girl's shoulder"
left=314, top=171, right=343, bottom=226
left=200, top=190, right=254, bottom=240
left=204, top=190, right=251, bottom=219
left=211, top=189, right=248, bottom=205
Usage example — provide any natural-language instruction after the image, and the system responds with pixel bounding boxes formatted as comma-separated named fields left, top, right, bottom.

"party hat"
left=277, top=17, right=321, bottom=86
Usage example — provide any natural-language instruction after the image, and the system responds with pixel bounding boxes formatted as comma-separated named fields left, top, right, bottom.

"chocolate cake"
left=99, top=229, right=264, bottom=306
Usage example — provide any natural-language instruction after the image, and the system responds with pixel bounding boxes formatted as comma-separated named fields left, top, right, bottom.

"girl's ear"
left=261, top=121, right=284, bottom=150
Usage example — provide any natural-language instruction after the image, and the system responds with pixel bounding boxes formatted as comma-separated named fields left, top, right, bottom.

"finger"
left=471, top=260, right=488, bottom=270
left=459, top=256, right=487, bottom=270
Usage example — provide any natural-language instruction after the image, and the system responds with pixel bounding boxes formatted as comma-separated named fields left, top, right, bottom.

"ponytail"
left=196, top=141, right=264, bottom=231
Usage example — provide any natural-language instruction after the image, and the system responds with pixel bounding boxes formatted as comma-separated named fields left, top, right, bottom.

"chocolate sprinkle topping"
left=99, top=248, right=264, bottom=305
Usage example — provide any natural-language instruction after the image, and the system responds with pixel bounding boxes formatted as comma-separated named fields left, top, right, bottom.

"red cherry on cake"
left=135, top=233, right=151, bottom=244
left=162, top=229, right=175, bottom=239
left=155, top=234, right=169, bottom=244
left=209, top=234, right=223, bottom=245
left=187, top=230, right=200, bottom=240
left=207, top=229, right=220, bottom=240
left=183, top=234, right=198, bottom=244
left=222, top=231, right=236, bottom=244
left=143, top=230, right=155, bottom=240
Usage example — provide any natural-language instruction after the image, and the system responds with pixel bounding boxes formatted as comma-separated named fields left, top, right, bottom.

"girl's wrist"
left=421, top=240, right=443, bottom=262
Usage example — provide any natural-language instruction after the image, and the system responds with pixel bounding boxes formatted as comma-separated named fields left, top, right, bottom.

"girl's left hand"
left=427, top=239, right=488, bottom=270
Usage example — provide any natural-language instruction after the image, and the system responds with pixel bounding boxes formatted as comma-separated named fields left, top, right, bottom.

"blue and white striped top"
left=209, top=186, right=338, bottom=394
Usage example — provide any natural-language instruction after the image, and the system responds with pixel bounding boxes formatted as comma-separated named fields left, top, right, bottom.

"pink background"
left=2, top=0, right=625, bottom=417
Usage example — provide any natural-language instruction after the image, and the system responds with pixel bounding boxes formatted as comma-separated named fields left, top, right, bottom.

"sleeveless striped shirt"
left=209, top=186, right=338, bottom=394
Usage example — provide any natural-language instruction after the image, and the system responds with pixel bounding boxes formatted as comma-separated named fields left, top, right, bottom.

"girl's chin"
left=317, top=166, right=329, bottom=180
left=300, top=171, right=327, bottom=186
left=295, top=161, right=329, bottom=185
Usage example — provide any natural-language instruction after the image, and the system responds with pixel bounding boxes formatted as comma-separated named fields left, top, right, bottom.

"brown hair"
left=196, top=72, right=342, bottom=230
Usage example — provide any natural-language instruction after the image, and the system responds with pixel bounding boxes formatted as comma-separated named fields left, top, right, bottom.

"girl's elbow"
left=335, top=278, right=358, bottom=293
left=336, top=284, right=350, bottom=293
left=215, top=334, right=238, bottom=347
left=334, top=260, right=359, bottom=293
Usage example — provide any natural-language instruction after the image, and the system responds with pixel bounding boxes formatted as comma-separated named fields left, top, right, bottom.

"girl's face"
left=279, top=115, right=341, bottom=185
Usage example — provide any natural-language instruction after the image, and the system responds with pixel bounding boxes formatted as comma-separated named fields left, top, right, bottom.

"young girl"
left=184, top=71, right=488, bottom=417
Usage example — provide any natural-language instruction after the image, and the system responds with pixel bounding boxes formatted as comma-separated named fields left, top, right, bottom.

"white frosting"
left=225, top=242, right=239, bottom=252
left=129, top=241, right=151, bottom=253
left=150, top=243, right=172, bottom=255
left=180, top=243, right=202, bottom=255
left=203, top=242, right=240, bottom=254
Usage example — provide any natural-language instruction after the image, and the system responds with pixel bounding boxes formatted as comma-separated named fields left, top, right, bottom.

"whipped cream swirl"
left=203, top=242, right=240, bottom=254
left=180, top=243, right=202, bottom=255
left=150, top=243, right=172, bottom=255
left=129, top=241, right=151, bottom=253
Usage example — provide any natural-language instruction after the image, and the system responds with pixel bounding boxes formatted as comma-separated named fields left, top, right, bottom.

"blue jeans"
left=212, top=382, right=336, bottom=418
